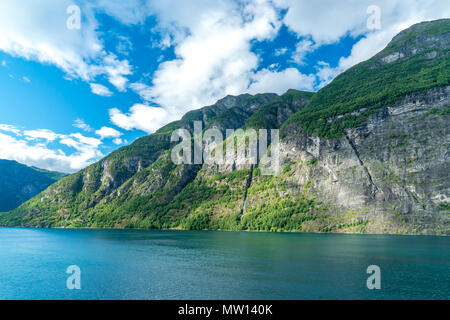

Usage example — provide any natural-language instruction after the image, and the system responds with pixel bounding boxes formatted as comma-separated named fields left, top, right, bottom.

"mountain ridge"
left=0, top=160, right=67, bottom=212
left=1, top=19, right=449, bottom=235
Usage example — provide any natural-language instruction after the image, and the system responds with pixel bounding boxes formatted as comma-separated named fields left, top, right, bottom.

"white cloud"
left=0, top=0, right=132, bottom=92
left=0, top=130, right=103, bottom=173
left=73, top=119, right=93, bottom=132
left=315, top=27, right=398, bottom=88
left=22, top=76, right=31, bottom=83
left=2, top=0, right=449, bottom=142
left=112, top=138, right=123, bottom=145
left=94, top=0, right=151, bottom=25
left=69, top=133, right=102, bottom=148
left=248, top=68, right=315, bottom=94
left=291, top=40, right=315, bottom=65
left=124, top=0, right=450, bottom=134
left=109, top=104, right=170, bottom=134
left=315, top=61, right=340, bottom=89
left=116, top=35, right=133, bottom=56
left=102, top=54, right=132, bottom=91
left=23, top=129, right=60, bottom=141
left=1, top=60, right=5, bottom=67
left=275, top=0, right=450, bottom=87
left=0, top=124, right=20, bottom=135
left=274, top=47, right=287, bottom=56
left=273, top=0, right=370, bottom=44
left=95, top=126, right=122, bottom=139
left=90, top=83, right=113, bottom=97
left=128, top=0, right=313, bottom=125
left=130, top=82, right=153, bottom=101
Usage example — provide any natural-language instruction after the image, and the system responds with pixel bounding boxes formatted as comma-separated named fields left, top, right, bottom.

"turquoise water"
left=0, top=228, right=448, bottom=300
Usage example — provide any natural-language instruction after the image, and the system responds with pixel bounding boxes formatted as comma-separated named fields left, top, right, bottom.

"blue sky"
left=0, top=0, right=448, bottom=173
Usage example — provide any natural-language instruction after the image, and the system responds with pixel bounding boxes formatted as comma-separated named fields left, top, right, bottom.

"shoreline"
left=1, top=225, right=448, bottom=237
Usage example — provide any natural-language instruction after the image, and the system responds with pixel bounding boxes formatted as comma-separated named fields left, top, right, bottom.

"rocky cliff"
left=1, top=19, right=449, bottom=235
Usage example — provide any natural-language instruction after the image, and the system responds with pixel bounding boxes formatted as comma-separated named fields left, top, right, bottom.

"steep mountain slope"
left=0, top=90, right=312, bottom=228
left=1, top=19, right=449, bottom=235
left=274, top=19, right=450, bottom=235
left=282, top=19, right=450, bottom=139
left=0, top=160, right=66, bottom=211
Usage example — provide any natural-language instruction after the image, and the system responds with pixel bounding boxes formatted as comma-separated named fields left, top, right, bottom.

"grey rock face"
left=280, top=86, right=450, bottom=235
left=2, top=20, right=448, bottom=235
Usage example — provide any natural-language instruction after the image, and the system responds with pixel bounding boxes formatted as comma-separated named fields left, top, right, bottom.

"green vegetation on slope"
left=0, top=91, right=311, bottom=229
left=282, top=19, right=450, bottom=138
left=1, top=20, right=449, bottom=235
left=244, top=90, right=314, bottom=130
left=0, top=160, right=67, bottom=212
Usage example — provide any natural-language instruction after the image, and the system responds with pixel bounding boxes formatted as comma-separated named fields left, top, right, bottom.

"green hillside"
left=0, top=160, right=66, bottom=212
left=282, top=19, right=450, bottom=138
left=0, top=91, right=312, bottom=228
left=1, top=19, right=449, bottom=235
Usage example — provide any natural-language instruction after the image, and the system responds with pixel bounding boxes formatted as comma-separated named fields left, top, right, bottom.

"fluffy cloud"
left=90, top=83, right=113, bottom=97
left=95, top=126, right=122, bottom=139
left=291, top=40, right=316, bottom=65
left=23, top=129, right=61, bottom=141
left=73, top=119, right=93, bottom=132
left=126, top=2, right=278, bottom=112
left=112, top=138, right=123, bottom=145
left=142, top=0, right=282, bottom=113
left=248, top=68, right=315, bottom=94
left=94, top=0, right=151, bottom=25
left=273, top=0, right=371, bottom=44
left=0, top=129, right=103, bottom=173
left=129, top=82, right=153, bottom=101
left=277, top=0, right=450, bottom=87
left=274, top=48, right=288, bottom=56
left=102, top=54, right=132, bottom=91
left=315, top=27, right=399, bottom=88
left=0, top=0, right=132, bottom=91
left=120, top=0, right=317, bottom=132
left=0, top=124, right=20, bottom=135
left=109, top=104, right=170, bottom=134
left=2, top=0, right=449, bottom=158
left=105, top=0, right=450, bottom=133
left=116, top=35, right=133, bottom=56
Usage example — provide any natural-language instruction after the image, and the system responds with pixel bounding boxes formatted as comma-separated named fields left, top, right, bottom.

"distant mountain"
left=0, top=160, right=67, bottom=211
left=1, top=19, right=449, bottom=235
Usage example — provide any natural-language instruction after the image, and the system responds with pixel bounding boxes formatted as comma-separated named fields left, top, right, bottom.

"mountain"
left=1, top=19, right=449, bottom=235
left=0, top=160, right=67, bottom=212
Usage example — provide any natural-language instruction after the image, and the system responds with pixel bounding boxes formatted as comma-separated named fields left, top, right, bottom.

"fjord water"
left=0, top=228, right=448, bottom=300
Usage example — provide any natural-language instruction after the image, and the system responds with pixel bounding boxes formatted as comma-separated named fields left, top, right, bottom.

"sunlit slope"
left=282, top=19, right=450, bottom=138
left=0, top=91, right=312, bottom=228
left=1, top=19, right=449, bottom=235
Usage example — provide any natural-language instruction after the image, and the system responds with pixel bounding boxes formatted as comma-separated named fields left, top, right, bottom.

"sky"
left=0, top=0, right=448, bottom=173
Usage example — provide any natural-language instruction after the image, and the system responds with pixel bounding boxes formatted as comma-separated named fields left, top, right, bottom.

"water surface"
left=0, top=228, right=448, bottom=299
